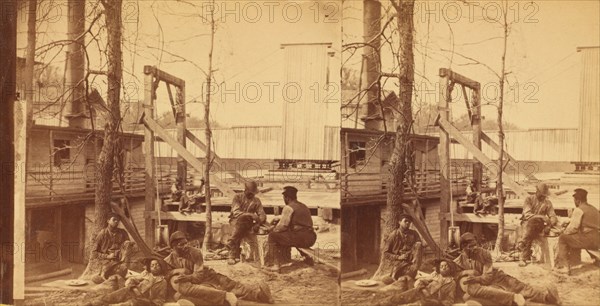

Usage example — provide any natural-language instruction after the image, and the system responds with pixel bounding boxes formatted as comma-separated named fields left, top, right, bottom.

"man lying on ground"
left=376, top=258, right=457, bottom=306
left=85, top=257, right=169, bottom=306
left=454, top=232, right=561, bottom=306
left=165, top=231, right=273, bottom=306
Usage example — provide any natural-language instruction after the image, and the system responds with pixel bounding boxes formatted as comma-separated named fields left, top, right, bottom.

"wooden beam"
left=143, top=65, right=185, bottom=87
left=144, top=116, right=236, bottom=199
left=176, top=83, right=187, bottom=188
left=143, top=72, right=156, bottom=247
left=471, top=86, right=483, bottom=191
left=438, top=117, right=529, bottom=198
left=185, top=129, right=245, bottom=183
left=439, top=68, right=480, bottom=90
left=481, top=132, right=538, bottom=181
left=401, top=202, right=442, bottom=255
left=438, top=72, right=451, bottom=251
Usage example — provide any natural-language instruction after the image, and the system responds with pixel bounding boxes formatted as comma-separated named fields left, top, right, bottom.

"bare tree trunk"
left=81, top=0, right=123, bottom=279
left=494, top=1, right=509, bottom=257
left=372, top=0, right=415, bottom=280
left=25, top=0, right=37, bottom=131
left=202, top=0, right=216, bottom=252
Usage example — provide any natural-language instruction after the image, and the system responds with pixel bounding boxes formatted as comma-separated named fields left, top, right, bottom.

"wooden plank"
left=472, top=86, right=483, bottom=191
left=146, top=211, right=207, bottom=222
left=143, top=71, right=156, bottom=246
left=481, top=132, right=538, bottom=181
left=185, top=129, right=245, bottom=183
left=439, top=68, right=480, bottom=90
left=144, top=116, right=236, bottom=199
left=143, top=65, right=185, bottom=87
left=438, top=71, right=451, bottom=252
left=438, top=117, right=529, bottom=199
left=176, top=83, right=187, bottom=189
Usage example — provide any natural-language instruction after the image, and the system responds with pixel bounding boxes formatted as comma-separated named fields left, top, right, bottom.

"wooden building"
left=340, top=127, right=469, bottom=272
left=25, top=124, right=148, bottom=271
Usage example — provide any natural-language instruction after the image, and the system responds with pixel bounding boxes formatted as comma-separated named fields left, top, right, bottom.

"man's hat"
left=169, top=231, right=187, bottom=248
left=536, top=183, right=551, bottom=196
left=573, top=188, right=588, bottom=198
left=398, top=213, right=413, bottom=222
left=245, top=180, right=259, bottom=194
left=282, top=186, right=298, bottom=197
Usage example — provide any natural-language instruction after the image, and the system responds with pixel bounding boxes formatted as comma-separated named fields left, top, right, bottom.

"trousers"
left=465, top=270, right=549, bottom=305
left=177, top=267, right=263, bottom=305
left=556, top=230, right=600, bottom=268
left=268, top=230, right=316, bottom=265
left=227, top=215, right=256, bottom=259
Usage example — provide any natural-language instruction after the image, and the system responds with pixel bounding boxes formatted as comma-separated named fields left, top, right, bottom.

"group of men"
left=88, top=182, right=318, bottom=305
left=378, top=185, right=599, bottom=306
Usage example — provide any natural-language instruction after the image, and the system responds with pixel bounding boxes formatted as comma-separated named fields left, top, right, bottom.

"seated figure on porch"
left=553, top=188, right=600, bottom=275
left=227, top=181, right=266, bottom=265
left=180, top=178, right=206, bottom=214
left=376, top=259, right=457, bottom=306
left=264, top=186, right=317, bottom=273
left=379, top=213, right=422, bottom=290
left=86, top=257, right=169, bottom=306
left=454, top=232, right=560, bottom=306
left=92, top=213, right=131, bottom=284
left=517, top=183, right=557, bottom=267
left=165, top=231, right=273, bottom=305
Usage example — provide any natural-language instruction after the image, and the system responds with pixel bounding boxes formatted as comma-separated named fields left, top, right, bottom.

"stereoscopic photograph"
left=1, top=0, right=599, bottom=306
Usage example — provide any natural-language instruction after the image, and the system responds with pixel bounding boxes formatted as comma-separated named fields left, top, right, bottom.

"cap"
left=460, top=232, right=477, bottom=246
left=398, top=213, right=413, bottom=222
left=573, top=188, right=588, bottom=198
left=282, top=186, right=298, bottom=197
left=169, top=231, right=187, bottom=248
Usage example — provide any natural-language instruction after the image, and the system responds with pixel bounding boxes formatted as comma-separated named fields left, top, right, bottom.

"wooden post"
left=49, top=130, right=54, bottom=201
left=143, top=69, right=156, bottom=247
left=472, top=86, right=483, bottom=191
left=438, top=69, right=451, bottom=251
left=176, top=83, right=187, bottom=187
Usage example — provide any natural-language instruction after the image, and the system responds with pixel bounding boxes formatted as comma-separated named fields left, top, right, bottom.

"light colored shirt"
left=230, top=193, right=266, bottom=223
left=564, top=207, right=584, bottom=235
left=273, top=205, right=293, bottom=232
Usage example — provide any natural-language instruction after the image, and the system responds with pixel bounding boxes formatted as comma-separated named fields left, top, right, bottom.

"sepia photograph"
left=2, top=0, right=341, bottom=305
left=339, top=1, right=599, bottom=306
left=1, top=0, right=599, bottom=306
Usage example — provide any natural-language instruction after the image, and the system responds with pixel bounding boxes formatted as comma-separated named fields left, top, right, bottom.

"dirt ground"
left=25, top=225, right=341, bottom=306
left=341, top=253, right=600, bottom=306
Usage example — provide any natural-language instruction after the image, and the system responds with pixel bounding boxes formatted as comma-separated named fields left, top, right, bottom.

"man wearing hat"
left=517, top=182, right=558, bottom=267
left=379, top=213, right=423, bottom=288
left=453, top=232, right=560, bottom=306
left=265, top=186, right=317, bottom=272
left=227, top=181, right=266, bottom=265
left=164, top=231, right=273, bottom=305
left=554, top=188, right=600, bottom=275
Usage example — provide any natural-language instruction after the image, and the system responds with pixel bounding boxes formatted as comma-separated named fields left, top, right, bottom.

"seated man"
left=380, top=213, right=422, bottom=289
left=86, top=257, right=169, bottom=306
left=165, top=231, right=273, bottom=305
left=517, top=183, right=558, bottom=266
left=454, top=232, right=560, bottom=306
left=227, top=181, right=266, bottom=265
left=265, top=186, right=317, bottom=272
left=376, top=259, right=457, bottom=306
left=554, top=188, right=600, bottom=275
left=92, top=212, right=130, bottom=284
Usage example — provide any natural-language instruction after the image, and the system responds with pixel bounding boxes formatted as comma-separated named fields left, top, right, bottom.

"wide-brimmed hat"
left=245, top=181, right=259, bottom=194
left=536, top=183, right=551, bottom=196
